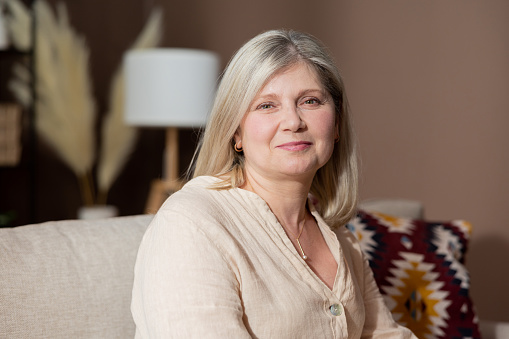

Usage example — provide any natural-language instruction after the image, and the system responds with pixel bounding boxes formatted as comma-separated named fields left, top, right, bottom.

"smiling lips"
left=276, top=141, right=312, bottom=151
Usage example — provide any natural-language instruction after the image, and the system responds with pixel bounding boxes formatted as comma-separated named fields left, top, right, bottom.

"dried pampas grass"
left=97, top=9, right=163, bottom=204
left=8, top=0, right=96, bottom=204
left=4, top=0, right=31, bottom=50
left=6, top=0, right=164, bottom=206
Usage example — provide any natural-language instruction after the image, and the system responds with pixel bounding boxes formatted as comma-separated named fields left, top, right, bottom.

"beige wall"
left=158, top=0, right=509, bottom=322
left=332, top=1, right=509, bottom=322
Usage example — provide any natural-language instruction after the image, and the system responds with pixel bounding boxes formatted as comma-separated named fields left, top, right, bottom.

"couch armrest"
left=359, top=198, right=424, bottom=219
left=479, top=320, right=509, bottom=339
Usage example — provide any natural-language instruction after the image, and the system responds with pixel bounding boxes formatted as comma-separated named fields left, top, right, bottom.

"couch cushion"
left=347, top=210, right=480, bottom=339
left=0, top=214, right=152, bottom=339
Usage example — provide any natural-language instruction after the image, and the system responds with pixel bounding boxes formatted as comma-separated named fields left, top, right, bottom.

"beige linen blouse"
left=131, top=176, right=416, bottom=338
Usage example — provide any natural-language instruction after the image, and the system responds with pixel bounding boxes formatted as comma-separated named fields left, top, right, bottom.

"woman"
left=131, top=29, right=416, bottom=338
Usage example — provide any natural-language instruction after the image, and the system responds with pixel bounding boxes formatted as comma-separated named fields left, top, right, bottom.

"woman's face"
left=235, top=62, right=338, bottom=184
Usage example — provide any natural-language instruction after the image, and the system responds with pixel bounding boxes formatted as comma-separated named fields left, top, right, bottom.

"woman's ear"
left=234, top=128, right=241, bottom=144
left=233, top=129, right=243, bottom=152
left=334, top=121, right=340, bottom=142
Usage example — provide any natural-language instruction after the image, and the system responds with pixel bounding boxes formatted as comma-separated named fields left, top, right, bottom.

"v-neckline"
left=233, top=184, right=342, bottom=294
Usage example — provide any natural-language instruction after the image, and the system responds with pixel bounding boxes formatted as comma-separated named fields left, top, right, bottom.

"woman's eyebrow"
left=297, top=88, right=326, bottom=97
left=255, top=88, right=324, bottom=100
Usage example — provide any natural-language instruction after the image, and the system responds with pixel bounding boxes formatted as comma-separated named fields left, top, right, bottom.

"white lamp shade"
left=124, top=48, right=220, bottom=127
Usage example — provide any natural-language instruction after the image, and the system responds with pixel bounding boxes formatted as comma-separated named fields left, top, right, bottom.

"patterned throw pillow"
left=347, top=210, right=480, bottom=339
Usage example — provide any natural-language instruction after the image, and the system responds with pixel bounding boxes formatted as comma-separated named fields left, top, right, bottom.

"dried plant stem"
left=97, top=8, right=163, bottom=198
left=77, top=172, right=95, bottom=207
left=96, top=189, right=108, bottom=206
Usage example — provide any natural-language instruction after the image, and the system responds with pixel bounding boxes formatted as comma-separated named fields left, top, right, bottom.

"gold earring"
left=234, top=142, right=243, bottom=152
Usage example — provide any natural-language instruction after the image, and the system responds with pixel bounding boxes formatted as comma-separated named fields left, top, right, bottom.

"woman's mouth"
left=276, top=141, right=312, bottom=151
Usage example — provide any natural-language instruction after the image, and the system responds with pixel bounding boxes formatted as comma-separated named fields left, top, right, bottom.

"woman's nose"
left=280, top=105, right=306, bottom=132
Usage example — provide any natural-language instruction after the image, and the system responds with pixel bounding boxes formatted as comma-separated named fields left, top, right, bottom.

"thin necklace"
left=295, top=223, right=308, bottom=260
left=284, top=220, right=308, bottom=260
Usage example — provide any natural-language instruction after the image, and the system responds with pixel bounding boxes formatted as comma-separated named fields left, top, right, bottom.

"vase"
left=77, top=205, right=118, bottom=220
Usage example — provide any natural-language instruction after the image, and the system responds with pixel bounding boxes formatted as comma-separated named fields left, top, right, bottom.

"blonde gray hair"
left=192, top=29, right=358, bottom=228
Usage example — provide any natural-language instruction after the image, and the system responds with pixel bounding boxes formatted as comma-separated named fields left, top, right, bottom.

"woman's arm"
left=131, top=210, right=252, bottom=338
left=361, top=256, right=417, bottom=338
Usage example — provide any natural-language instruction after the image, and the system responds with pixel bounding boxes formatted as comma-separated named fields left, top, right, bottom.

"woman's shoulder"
left=160, top=176, right=224, bottom=212
left=153, top=175, right=246, bottom=231
left=143, top=175, right=260, bottom=256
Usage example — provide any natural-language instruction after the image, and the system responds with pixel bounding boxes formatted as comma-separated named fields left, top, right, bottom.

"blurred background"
left=0, top=0, right=507, bottom=323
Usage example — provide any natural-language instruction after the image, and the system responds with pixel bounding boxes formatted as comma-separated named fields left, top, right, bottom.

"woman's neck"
left=242, top=172, right=312, bottom=233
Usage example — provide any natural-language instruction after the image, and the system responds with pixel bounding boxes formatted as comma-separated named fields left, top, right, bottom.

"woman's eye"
left=303, top=98, right=320, bottom=106
left=257, top=103, right=273, bottom=110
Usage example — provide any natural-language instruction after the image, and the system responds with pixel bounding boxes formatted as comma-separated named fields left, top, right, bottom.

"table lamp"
left=124, top=48, right=219, bottom=213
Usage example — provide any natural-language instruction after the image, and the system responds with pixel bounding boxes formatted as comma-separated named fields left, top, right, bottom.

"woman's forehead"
left=253, top=62, right=325, bottom=98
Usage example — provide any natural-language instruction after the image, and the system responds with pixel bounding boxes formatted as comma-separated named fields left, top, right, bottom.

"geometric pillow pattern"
left=347, top=210, right=481, bottom=339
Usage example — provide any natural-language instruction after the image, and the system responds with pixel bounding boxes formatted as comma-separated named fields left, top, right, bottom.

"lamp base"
left=145, top=178, right=184, bottom=214
left=144, top=127, right=185, bottom=214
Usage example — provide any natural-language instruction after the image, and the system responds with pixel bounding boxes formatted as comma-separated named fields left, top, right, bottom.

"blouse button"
left=329, top=303, right=343, bottom=316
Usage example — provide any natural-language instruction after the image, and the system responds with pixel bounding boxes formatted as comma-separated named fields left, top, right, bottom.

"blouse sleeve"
left=360, top=255, right=417, bottom=338
left=131, top=210, right=252, bottom=338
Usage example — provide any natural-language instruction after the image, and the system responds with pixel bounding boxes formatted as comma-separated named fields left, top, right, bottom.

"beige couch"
left=0, top=215, right=152, bottom=338
left=1, top=202, right=508, bottom=338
